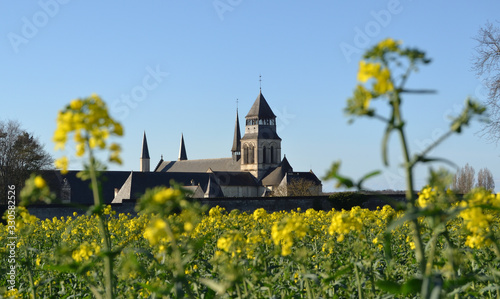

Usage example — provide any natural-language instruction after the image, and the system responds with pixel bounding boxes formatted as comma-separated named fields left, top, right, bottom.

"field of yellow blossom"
left=2, top=195, right=500, bottom=298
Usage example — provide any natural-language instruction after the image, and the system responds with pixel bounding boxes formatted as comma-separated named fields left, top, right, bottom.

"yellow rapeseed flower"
left=53, top=94, right=124, bottom=168
left=34, top=175, right=46, bottom=189
left=376, top=38, right=401, bottom=51
left=253, top=208, right=267, bottom=221
left=357, top=61, right=381, bottom=83
left=70, top=99, right=83, bottom=110
left=54, top=157, right=69, bottom=174
left=373, top=68, right=394, bottom=94
left=356, top=56, right=394, bottom=95
left=271, top=216, right=308, bottom=256
left=153, top=188, right=181, bottom=204
left=143, top=218, right=168, bottom=245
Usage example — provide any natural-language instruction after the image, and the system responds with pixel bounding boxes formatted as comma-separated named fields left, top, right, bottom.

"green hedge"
left=329, top=192, right=369, bottom=210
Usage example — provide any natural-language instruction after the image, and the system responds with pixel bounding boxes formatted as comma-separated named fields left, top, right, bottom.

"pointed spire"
left=141, top=131, right=150, bottom=159
left=140, top=132, right=150, bottom=172
left=231, top=108, right=241, bottom=153
left=178, top=133, right=188, bottom=161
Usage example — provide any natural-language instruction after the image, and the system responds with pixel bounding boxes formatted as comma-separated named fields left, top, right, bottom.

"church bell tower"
left=240, top=91, right=281, bottom=179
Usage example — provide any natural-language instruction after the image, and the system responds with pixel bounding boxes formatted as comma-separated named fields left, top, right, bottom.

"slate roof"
left=204, top=176, right=224, bottom=198
left=261, top=156, right=293, bottom=186
left=155, top=158, right=241, bottom=173
left=245, top=91, right=276, bottom=119
left=240, top=129, right=281, bottom=141
left=112, top=172, right=211, bottom=202
left=260, top=157, right=321, bottom=188
left=39, top=170, right=131, bottom=204
left=210, top=171, right=259, bottom=186
left=112, top=171, right=258, bottom=202
left=285, top=171, right=322, bottom=185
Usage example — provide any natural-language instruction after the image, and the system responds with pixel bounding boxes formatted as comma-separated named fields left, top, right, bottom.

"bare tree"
left=477, top=167, right=495, bottom=191
left=0, top=120, right=53, bottom=204
left=452, top=163, right=476, bottom=194
left=473, top=22, right=500, bottom=142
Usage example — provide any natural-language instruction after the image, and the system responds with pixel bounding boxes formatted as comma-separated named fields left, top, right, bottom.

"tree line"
left=452, top=163, right=495, bottom=194
left=0, top=120, right=52, bottom=205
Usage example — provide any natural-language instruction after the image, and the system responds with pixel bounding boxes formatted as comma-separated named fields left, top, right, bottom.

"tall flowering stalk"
left=326, top=38, right=486, bottom=298
left=53, top=94, right=123, bottom=299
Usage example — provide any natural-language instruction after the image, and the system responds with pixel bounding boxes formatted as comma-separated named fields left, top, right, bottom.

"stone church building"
left=40, top=90, right=322, bottom=204
left=111, top=90, right=322, bottom=202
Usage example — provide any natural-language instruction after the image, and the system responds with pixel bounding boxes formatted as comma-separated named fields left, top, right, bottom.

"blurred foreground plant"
left=52, top=94, right=123, bottom=299
left=324, top=38, right=496, bottom=298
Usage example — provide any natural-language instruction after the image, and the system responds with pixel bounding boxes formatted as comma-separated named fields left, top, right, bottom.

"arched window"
left=263, top=146, right=267, bottom=164
left=270, top=146, right=275, bottom=163
left=244, top=146, right=249, bottom=164
left=249, top=146, right=254, bottom=164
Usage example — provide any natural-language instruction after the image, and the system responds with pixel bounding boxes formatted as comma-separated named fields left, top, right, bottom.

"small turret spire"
left=231, top=107, right=241, bottom=161
left=178, top=133, right=188, bottom=161
left=140, top=132, right=150, bottom=172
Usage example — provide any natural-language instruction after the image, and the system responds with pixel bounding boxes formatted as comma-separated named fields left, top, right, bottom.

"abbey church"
left=112, top=90, right=322, bottom=202
left=40, top=90, right=322, bottom=204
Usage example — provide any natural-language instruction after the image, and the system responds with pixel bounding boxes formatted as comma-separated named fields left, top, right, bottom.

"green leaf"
left=417, top=156, right=456, bottom=168
left=322, top=161, right=341, bottom=181
left=382, top=123, right=394, bottom=166
left=376, top=280, right=402, bottom=294
left=401, top=278, right=423, bottom=295
left=322, top=264, right=353, bottom=283
left=357, top=170, right=381, bottom=189
left=322, top=161, right=355, bottom=189
left=376, top=278, right=422, bottom=295
left=200, top=278, right=228, bottom=294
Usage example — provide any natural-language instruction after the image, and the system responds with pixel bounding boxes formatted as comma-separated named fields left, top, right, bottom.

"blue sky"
left=1, top=1, right=499, bottom=192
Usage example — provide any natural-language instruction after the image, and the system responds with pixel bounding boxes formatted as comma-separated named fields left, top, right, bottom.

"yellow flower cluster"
left=34, top=175, right=47, bottom=189
left=72, top=241, right=101, bottom=262
left=416, top=186, right=437, bottom=208
left=253, top=208, right=267, bottom=221
left=53, top=94, right=123, bottom=174
left=153, top=187, right=182, bottom=204
left=375, top=38, right=401, bottom=52
left=103, top=205, right=116, bottom=216
left=217, top=230, right=245, bottom=255
left=357, top=60, right=394, bottom=94
left=459, top=188, right=500, bottom=248
left=328, top=207, right=364, bottom=242
left=143, top=218, right=169, bottom=246
left=271, top=215, right=309, bottom=256
left=346, top=84, right=373, bottom=116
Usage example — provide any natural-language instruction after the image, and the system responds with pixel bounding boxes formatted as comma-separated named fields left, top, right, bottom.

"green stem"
left=163, top=218, right=194, bottom=298
left=236, top=283, right=242, bottom=298
left=491, top=238, right=500, bottom=259
left=392, top=90, right=429, bottom=297
left=354, top=263, right=363, bottom=299
left=25, top=247, right=36, bottom=299
left=88, top=150, right=114, bottom=299
left=305, top=277, right=313, bottom=299
left=425, top=227, right=443, bottom=277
